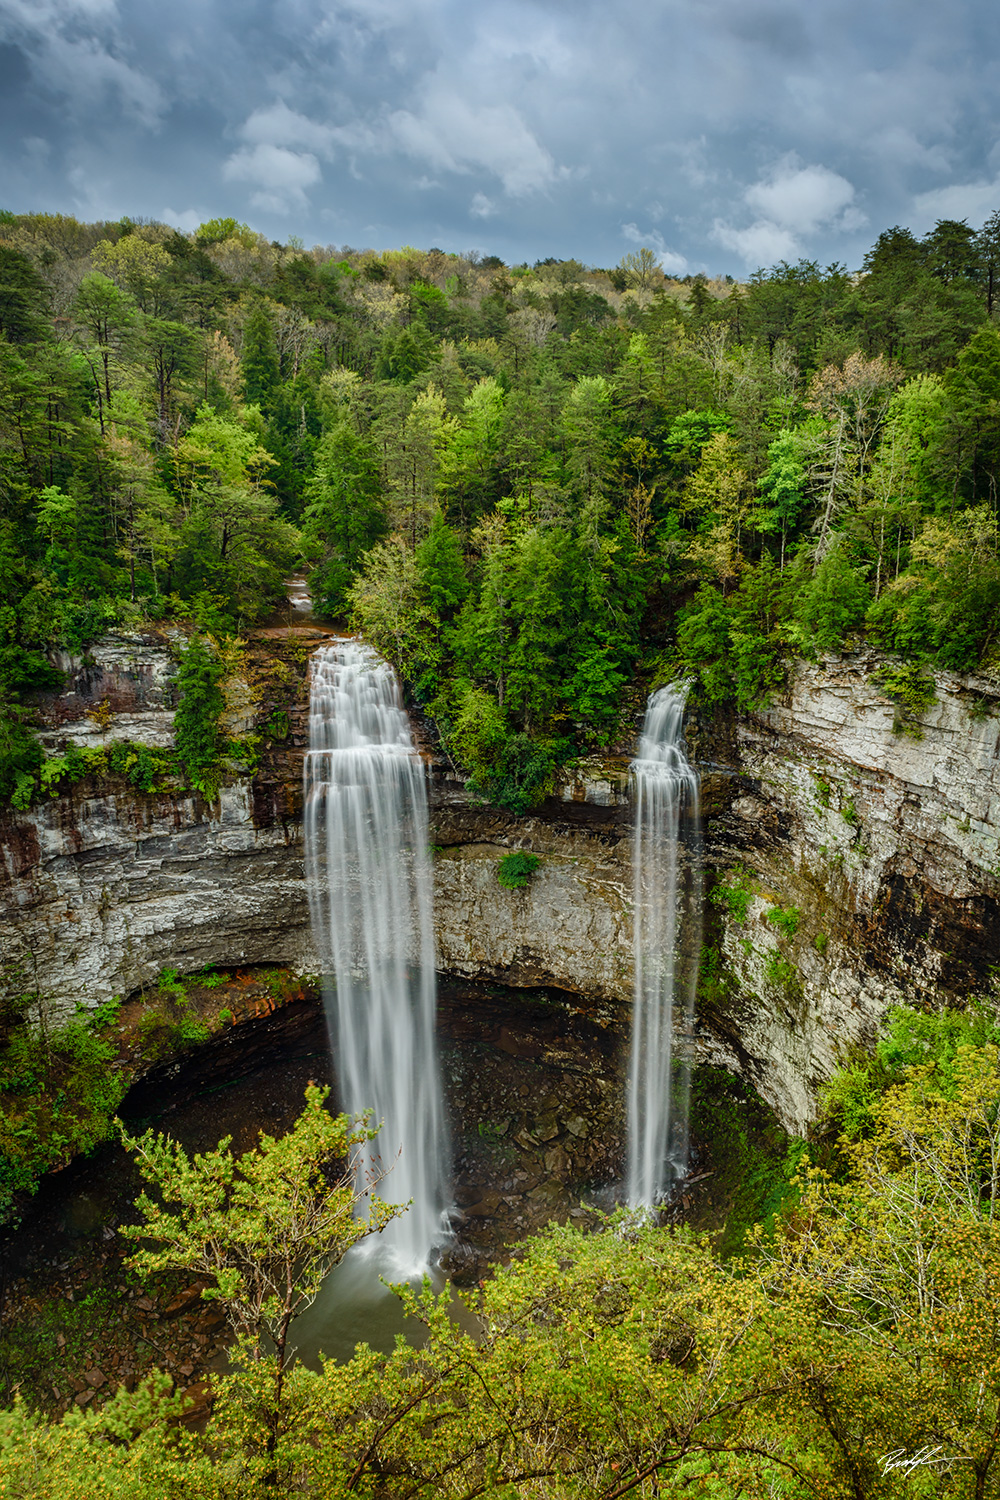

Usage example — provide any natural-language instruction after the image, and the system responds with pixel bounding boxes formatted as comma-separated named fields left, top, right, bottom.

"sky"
left=1, top=0, right=999, bottom=276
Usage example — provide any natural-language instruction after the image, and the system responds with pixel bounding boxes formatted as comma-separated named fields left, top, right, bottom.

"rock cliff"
left=698, top=654, right=1000, bottom=1127
left=3, top=636, right=999, bottom=1132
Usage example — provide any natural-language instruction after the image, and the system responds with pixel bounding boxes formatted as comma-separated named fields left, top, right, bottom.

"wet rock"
left=543, top=1145, right=570, bottom=1176
left=163, top=1284, right=205, bottom=1319
left=464, top=1190, right=502, bottom=1217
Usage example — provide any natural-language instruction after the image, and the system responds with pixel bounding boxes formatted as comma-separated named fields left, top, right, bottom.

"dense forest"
left=3, top=208, right=1000, bottom=812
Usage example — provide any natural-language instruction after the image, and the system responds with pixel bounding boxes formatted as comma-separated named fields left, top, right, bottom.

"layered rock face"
left=3, top=636, right=999, bottom=1131
left=699, top=655, right=1000, bottom=1127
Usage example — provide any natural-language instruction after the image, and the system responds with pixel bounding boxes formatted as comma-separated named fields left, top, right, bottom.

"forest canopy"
left=3, top=209, right=1000, bottom=809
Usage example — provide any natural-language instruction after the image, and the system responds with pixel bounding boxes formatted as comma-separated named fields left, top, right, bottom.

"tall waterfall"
left=627, top=685, right=702, bottom=1210
left=304, top=640, right=448, bottom=1274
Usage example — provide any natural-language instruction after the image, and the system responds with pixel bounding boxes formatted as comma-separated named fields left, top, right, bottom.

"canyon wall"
left=3, top=633, right=999, bottom=1131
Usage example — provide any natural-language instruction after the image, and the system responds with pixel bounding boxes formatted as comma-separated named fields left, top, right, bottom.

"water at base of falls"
left=627, top=684, right=702, bottom=1211
left=304, top=640, right=449, bottom=1277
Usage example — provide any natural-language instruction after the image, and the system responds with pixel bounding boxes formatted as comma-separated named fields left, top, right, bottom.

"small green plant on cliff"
left=262, top=708, right=290, bottom=740
left=874, top=662, right=937, bottom=739
left=763, top=950, right=802, bottom=1001
left=496, top=850, right=541, bottom=889
left=812, top=774, right=832, bottom=808
left=710, top=866, right=755, bottom=925
left=766, top=904, right=801, bottom=940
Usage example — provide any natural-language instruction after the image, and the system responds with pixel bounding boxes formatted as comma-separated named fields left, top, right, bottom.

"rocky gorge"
left=3, top=629, right=999, bottom=1138
left=3, top=624, right=1000, bottom=1416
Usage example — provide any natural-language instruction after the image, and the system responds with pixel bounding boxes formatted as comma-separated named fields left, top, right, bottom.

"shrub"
left=874, top=662, right=937, bottom=739
left=497, top=850, right=541, bottom=889
left=173, top=633, right=225, bottom=795
left=767, top=905, right=801, bottom=939
left=0, top=1002, right=127, bottom=1222
left=710, top=867, right=755, bottom=924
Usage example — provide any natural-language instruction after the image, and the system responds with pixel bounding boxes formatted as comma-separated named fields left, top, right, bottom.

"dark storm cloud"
left=1, top=0, right=998, bottom=272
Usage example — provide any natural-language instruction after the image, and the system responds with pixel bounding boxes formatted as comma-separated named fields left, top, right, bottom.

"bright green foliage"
left=496, top=850, right=541, bottom=888
left=2, top=210, right=1000, bottom=813
left=0, top=1000, right=127, bottom=1221
left=173, top=634, right=225, bottom=795
left=793, top=541, right=871, bottom=655
left=415, top=507, right=467, bottom=617
left=873, top=660, right=938, bottom=737
left=818, top=1000, right=1000, bottom=1142
left=767, top=904, right=801, bottom=938
left=303, top=421, right=387, bottom=616
left=120, top=1085, right=402, bottom=1460
left=12, top=1034, right=1000, bottom=1495
left=676, top=557, right=789, bottom=711
left=710, top=866, right=756, bottom=924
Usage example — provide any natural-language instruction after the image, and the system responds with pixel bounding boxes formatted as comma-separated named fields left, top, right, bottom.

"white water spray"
left=627, top=684, right=702, bottom=1210
left=304, top=640, right=448, bottom=1274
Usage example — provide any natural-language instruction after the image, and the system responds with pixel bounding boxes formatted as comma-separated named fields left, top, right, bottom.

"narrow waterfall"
left=627, top=685, right=702, bottom=1210
left=304, top=640, right=448, bottom=1274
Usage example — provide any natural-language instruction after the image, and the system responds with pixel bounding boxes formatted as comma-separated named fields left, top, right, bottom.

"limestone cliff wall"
left=699, top=654, right=1000, bottom=1127
left=3, top=636, right=1000, bottom=1133
left=0, top=785, right=314, bottom=1006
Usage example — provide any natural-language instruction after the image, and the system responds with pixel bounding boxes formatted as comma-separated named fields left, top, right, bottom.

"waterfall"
left=304, top=639, right=448, bottom=1274
left=627, top=684, right=702, bottom=1210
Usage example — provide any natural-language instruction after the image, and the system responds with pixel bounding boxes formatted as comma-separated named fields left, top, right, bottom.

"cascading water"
left=627, top=684, right=702, bottom=1210
left=304, top=639, right=448, bottom=1275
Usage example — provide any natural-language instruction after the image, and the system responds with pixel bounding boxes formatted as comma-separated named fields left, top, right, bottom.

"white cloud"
left=387, top=86, right=559, bottom=195
left=222, top=103, right=336, bottom=214
left=239, top=101, right=336, bottom=157
left=714, top=157, right=864, bottom=266
left=223, top=143, right=322, bottom=213
left=745, top=159, right=856, bottom=233
left=912, top=177, right=1000, bottom=229
left=621, top=222, right=688, bottom=276
left=712, top=217, right=801, bottom=267
left=470, top=192, right=496, bottom=218
left=161, top=206, right=204, bottom=233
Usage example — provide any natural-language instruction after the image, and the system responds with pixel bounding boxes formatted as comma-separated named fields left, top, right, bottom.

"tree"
left=73, top=272, right=136, bottom=427
left=173, top=404, right=297, bottom=621
left=240, top=298, right=280, bottom=409
left=303, top=421, right=387, bottom=616
left=976, top=207, right=1000, bottom=317
left=618, top=246, right=659, bottom=290
left=141, top=317, right=202, bottom=444
left=0, top=245, right=51, bottom=343
left=172, top=633, right=225, bottom=793
left=416, top=507, right=467, bottom=617
left=758, top=1041, right=1000, bottom=1500
left=91, top=233, right=172, bottom=315
left=347, top=534, right=437, bottom=682
left=120, top=1084, right=402, bottom=1464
